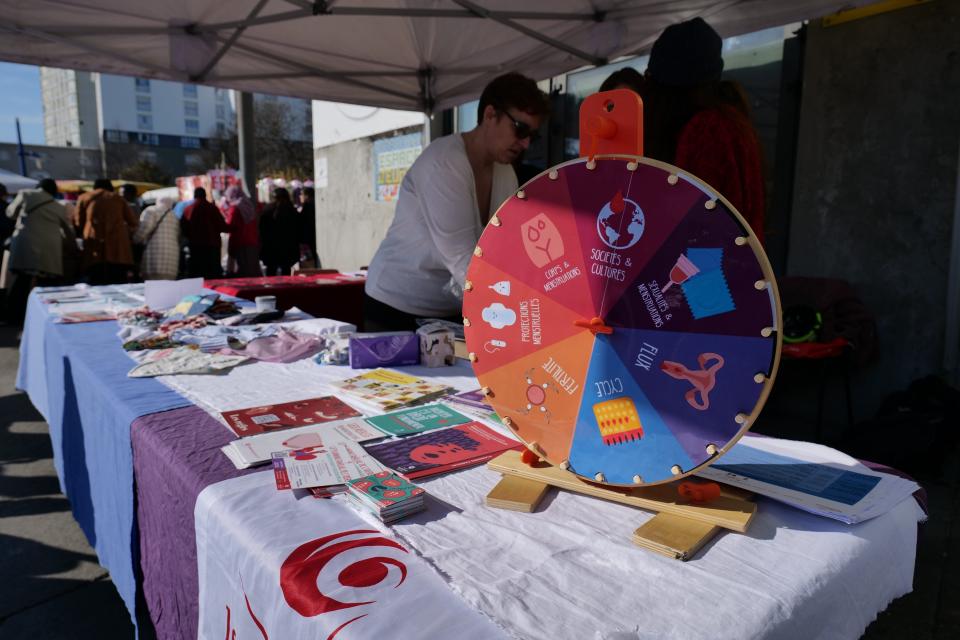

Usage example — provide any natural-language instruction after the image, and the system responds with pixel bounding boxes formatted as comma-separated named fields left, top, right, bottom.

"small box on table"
left=349, top=332, right=420, bottom=369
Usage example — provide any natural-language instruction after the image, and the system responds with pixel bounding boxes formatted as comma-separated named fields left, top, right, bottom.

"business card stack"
left=346, top=471, right=426, bottom=524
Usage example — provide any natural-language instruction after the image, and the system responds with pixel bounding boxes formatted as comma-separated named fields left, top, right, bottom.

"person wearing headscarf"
left=132, top=195, right=179, bottom=280
left=639, top=17, right=766, bottom=244
left=259, top=187, right=300, bottom=276
left=223, top=185, right=261, bottom=276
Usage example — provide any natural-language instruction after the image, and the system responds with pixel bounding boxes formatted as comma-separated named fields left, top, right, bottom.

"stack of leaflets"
left=345, top=471, right=425, bottom=523
left=330, top=368, right=452, bottom=412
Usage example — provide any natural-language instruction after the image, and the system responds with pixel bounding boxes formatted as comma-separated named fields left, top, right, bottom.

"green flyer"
left=365, top=404, right=472, bottom=436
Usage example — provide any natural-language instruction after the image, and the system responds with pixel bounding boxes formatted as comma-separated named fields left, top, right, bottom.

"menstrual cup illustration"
left=662, top=254, right=700, bottom=292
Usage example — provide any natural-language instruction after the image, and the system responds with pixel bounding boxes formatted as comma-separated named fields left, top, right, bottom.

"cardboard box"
left=417, top=322, right=456, bottom=367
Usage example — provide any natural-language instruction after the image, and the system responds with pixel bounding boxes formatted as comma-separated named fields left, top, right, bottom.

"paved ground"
left=0, top=319, right=957, bottom=639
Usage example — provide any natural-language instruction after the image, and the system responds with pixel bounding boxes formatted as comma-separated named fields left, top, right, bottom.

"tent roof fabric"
left=0, top=0, right=869, bottom=112
left=0, top=168, right=39, bottom=193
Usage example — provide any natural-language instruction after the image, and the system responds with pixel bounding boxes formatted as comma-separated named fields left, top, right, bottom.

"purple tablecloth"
left=132, top=405, right=258, bottom=640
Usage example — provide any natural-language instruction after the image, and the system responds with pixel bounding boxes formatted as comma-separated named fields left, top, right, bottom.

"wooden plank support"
left=632, top=513, right=719, bottom=561
left=486, top=475, right=550, bottom=512
left=487, top=450, right=755, bottom=532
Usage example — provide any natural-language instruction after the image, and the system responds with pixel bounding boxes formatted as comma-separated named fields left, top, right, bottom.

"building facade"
left=41, top=68, right=312, bottom=179
left=40, top=68, right=99, bottom=148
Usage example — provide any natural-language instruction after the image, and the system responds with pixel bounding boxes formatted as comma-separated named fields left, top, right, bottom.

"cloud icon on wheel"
left=481, top=303, right=517, bottom=329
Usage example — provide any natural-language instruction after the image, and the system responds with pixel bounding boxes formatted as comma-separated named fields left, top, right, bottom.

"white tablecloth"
left=186, top=361, right=923, bottom=640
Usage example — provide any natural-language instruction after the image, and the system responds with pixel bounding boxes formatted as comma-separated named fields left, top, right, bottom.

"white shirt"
left=365, top=134, right=518, bottom=317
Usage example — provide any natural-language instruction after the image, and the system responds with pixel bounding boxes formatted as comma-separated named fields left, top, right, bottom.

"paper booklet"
left=329, top=368, right=452, bottom=412
left=443, top=389, right=491, bottom=410
left=221, top=419, right=385, bottom=469
left=272, top=433, right=385, bottom=490
left=443, top=390, right=503, bottom=425
left=365, top=404, right=472, bottom=436
left=221, top=396, right=361, bottom=437
left=363, top=421, right=522, bottom=480
left=54, top=310, right=117, bottom=324
left=696, top=436, right=921, bottom=524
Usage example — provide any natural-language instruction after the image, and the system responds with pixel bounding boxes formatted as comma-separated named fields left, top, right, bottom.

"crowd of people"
left=0, top=178, right=320, bottom=324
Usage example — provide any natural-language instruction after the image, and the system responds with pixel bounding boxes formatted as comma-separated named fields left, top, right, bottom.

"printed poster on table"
left=223, top=419, right=385, bottom=468
left=272, top=432, right=385, bottom=489
left=221, top=396, right=361, bottom=437
left=365, top=404, right=472, bottom=436
left=363, top=422, right=521, bottom=480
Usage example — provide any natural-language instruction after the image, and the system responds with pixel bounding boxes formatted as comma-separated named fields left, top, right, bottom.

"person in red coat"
left=607, top=18, right=766, bottom=244
left=223, top=185, right=261, bottom=277
left=181, top=187, right=228, bottom=278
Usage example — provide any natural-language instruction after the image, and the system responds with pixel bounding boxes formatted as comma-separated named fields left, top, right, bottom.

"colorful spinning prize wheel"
left=462, top=155, right=781, bottom=486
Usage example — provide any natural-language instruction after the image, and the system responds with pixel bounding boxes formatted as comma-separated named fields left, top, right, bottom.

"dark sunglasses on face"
left=502, top=109, right=541, bottom=143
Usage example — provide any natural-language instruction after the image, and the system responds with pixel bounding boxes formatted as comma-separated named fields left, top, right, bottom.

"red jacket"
left=225, top=204, right=259, bottom=252
left=674, top=107, right=766, bottom=245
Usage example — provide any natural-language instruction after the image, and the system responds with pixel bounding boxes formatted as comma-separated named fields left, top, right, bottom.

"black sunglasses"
left=501, top=109, right=541, bottom=143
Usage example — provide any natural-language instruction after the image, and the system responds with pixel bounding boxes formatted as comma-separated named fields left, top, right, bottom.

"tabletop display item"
left=363, top=421, right=522, bottom=480
left=221, top=395, right=361, bottom=437
left=271, top=434, right=385, bottom=490
left=349, top=332, right=420, bottom=368
left=221, top=419, right=385, bottom=469
left=330, top=368, right=451, bottom=412
left=55, top=310, right=117, bottom=324
left=463, top=89, right=781, bottom=489
left=417, top=322, right=456, bottom=367
left=365, top=403, right=472, bottom=436
left=346, top=471, right=426, bottom=523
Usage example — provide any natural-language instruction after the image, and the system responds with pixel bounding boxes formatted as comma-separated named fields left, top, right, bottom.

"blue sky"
left=0, top=62, right=44, bottom=144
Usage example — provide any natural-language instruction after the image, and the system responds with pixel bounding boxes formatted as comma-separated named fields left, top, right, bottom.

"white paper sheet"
left=223, top=419, right=386, bottom=468
left=144, top=277, right=203, bottom=310
left=696, top=436, right=922, bottom=524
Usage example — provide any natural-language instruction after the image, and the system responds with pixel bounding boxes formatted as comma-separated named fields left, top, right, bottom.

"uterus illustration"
left=660, top=353, right=725, bottom=411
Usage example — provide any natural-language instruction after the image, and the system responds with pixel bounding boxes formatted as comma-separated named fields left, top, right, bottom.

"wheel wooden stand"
left=485, top=450, right=754, bottom=560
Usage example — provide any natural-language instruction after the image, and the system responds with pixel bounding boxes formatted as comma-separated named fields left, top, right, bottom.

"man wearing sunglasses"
left=365, top=72, right=549, bottom=331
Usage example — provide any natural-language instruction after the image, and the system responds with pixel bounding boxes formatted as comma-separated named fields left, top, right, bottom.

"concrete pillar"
left=236, top=91, right=256, bottom=197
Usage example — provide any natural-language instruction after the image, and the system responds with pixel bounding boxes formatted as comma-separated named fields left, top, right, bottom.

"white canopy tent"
left=0, top=0, right=869, bottom=112
left=0, top=168, right=40, bottom=193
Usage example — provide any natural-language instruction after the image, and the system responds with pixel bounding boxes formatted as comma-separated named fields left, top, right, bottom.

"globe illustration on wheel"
left=597, top=191, right=645, bottom=250
left=463, top=155, right=781, bottom=487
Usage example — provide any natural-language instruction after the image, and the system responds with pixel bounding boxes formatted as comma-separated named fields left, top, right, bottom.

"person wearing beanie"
left=639, top=17, right=766, bottom=244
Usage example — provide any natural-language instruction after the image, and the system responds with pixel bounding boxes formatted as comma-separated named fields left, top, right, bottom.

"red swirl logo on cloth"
left=280, top=529, right=409, bottom=636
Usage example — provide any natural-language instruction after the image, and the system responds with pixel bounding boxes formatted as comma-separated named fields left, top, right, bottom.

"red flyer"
left=363, top=422, right=522, bottom=480
left=221, top=396, right=362, bottom=437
